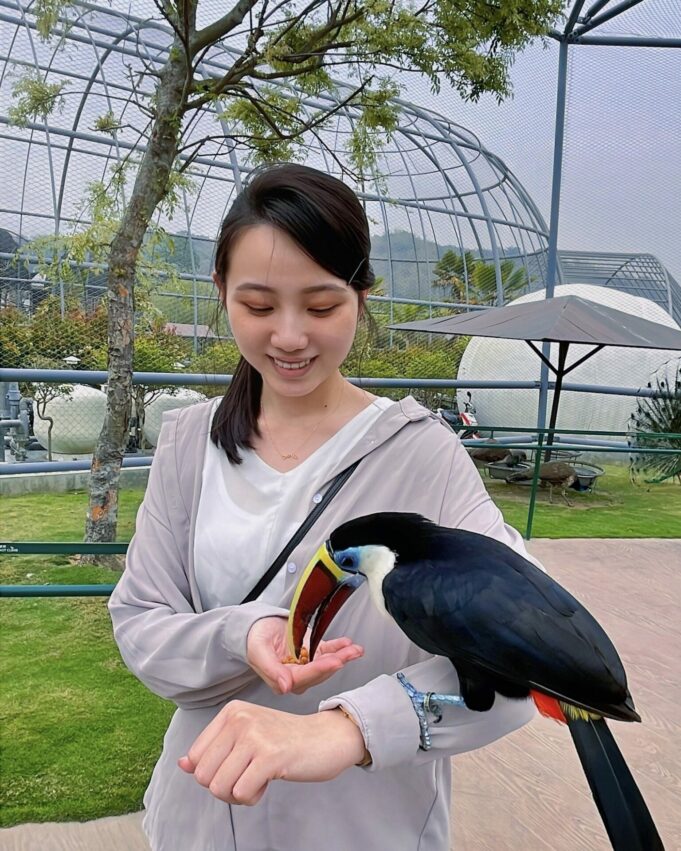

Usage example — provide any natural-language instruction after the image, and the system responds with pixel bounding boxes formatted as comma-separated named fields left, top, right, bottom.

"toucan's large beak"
left=286, top=542, right=364, bottom=661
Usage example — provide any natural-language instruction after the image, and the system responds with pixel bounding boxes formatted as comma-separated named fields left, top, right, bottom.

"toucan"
left=287, top=512, right=664, bottom=851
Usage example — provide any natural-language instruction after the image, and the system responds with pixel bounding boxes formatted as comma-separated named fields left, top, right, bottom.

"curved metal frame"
left=0, top=0, right=557, bottom=315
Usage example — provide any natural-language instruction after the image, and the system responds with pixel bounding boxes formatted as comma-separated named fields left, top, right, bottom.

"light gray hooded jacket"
left=108, top=396, right=538, bottom=851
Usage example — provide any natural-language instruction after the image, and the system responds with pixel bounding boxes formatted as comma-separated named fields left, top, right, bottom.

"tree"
left=432, top=249, right=530, bottom=306
left=12, top=0, right=563, bottom=543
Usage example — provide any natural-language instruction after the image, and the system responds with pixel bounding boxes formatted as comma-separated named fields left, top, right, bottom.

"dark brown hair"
left=211, top=163, right=375, bottom=463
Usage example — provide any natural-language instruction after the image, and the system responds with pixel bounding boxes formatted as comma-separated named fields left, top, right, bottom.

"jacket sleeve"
left=108, top=413, right=288, bottom=710
left=319, top=432, right=538, bottom=770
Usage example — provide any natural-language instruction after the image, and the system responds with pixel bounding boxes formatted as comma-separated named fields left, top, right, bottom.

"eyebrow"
left=234, top=282, right=348, bottom=294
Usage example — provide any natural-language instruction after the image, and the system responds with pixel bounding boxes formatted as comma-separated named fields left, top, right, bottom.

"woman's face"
left=218, top=224, right=362, bottom=400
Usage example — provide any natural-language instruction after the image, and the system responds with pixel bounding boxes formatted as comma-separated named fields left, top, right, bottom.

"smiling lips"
left=272, top=357, right=314, bottom=370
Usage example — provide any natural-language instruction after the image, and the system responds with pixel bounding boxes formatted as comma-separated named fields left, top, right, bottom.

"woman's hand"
left=246, top=616, right=363, bottom=695
left=178, top=701, right=367, bottom=805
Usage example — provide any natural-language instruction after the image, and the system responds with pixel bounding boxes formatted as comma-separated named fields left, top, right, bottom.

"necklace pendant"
left=282, top=453, right=298, bottom=461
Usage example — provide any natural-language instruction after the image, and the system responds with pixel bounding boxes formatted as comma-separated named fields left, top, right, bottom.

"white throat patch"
left=360, top=545, right=396, bottom=619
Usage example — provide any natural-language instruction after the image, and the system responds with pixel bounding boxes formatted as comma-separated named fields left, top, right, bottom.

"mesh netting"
left=1, top=1, right=680, bottom=458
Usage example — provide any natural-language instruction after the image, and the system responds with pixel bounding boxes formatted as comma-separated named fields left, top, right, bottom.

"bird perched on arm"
left=288, top=513, right=663, bottom=851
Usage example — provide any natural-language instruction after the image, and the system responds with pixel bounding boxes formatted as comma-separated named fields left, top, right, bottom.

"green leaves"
left=347, top=79, right=401, bottom=173
left=0, top=308, right=32, bottom=369
left=219, top=86, right=308, bottom=163
left=7, top=72, right=69, bottom=127
left=33, top=0, right=75, bottom=40
left=92, top=111, right=120, bottom=136
left=432, top=249, right=530, bottom=305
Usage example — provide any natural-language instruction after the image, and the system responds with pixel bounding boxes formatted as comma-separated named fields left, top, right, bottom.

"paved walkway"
left=2, top=539, right=679, bottom=851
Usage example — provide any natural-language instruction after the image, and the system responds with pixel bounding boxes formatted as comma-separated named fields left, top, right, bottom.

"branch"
left=152, top=0, right=179, bottom=29
left=186, top=5, right=360, bottom=113
left=176, top=132, right=241, bottom=156
left=266, top=0, right=327, bottom=50
left=282, top=4, right=365, bottom=54
left=244, top=77, right=370, bottom=139
left=185, top=61, right=255, bottom=111
left=152, top=0, right=193, bottom=64
left=179, top=76, right=370, bottom=170
left=190, top=0, right=261, bottom=56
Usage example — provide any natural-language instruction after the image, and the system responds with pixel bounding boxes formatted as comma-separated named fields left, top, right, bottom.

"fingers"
left=255, top=645, right=360, bottom=697
left=316, top=638, right=364, bottom=661
left=288, top=646, right=364, bottom=694
left=330, top=643, right=364, bottom=663
left=254, top=663, right=292, bottom=696
left=197, top=746, right=252, bottom=803
left=315, top=636, right=353, bottom=654
left=212, top=756, right=271, bottom=806
left=181, top=702, right=235, bottom=769
left=179, top=703, right=279, bottom=806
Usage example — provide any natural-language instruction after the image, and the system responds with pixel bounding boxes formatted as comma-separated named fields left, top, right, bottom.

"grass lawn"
left=0, top=468, right=678, bottom=826
left=486, top=463, right=681, bottom=538
left=0, top=488, right=174, bottom=826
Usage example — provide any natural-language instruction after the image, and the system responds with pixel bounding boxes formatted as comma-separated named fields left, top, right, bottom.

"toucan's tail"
left=568, top=716, right=664, bottom=850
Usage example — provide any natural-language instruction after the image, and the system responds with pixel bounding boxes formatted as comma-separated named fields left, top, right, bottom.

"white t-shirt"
left=194, top=396, right=395, bottom=610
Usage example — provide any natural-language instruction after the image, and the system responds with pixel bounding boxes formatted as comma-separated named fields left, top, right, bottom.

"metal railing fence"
left=2, top=410, right=679, bottom=596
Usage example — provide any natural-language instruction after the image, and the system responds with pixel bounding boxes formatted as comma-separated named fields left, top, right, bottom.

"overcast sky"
left=406, top=26, right=681, bottom=282
left=1, top=1, right=679, bottom=284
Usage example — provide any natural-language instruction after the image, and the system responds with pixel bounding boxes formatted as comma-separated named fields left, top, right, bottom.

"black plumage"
left=328, top=512, right=663, bottom=851
left=331, top=512, right=635, bottom=720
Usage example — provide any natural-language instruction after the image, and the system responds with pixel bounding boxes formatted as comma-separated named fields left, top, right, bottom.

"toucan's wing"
left=382, top=528, right=632, bottom=717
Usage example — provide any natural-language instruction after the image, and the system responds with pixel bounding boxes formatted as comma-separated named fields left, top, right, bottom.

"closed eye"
left=309, top=306, right=338, bottom=316
left=246, top=306, right=272, bottom=314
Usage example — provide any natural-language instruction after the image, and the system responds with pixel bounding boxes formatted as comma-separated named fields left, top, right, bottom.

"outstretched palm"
left=247, top=616, right=363, bottom=696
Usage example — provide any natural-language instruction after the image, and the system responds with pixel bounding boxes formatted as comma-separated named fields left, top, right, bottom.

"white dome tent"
left=456, top=284, right=681, bottom=457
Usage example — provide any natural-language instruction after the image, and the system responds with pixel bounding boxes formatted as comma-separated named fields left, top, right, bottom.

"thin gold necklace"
left=261, top=383, right=345, bottom=462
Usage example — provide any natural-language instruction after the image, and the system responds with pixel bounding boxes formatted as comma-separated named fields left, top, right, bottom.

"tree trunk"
left=84, top=48, right=190, bottom=545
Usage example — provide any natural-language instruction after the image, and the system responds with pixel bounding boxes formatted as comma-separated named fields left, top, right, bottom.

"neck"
left=260, top=373, right=347, bottom=421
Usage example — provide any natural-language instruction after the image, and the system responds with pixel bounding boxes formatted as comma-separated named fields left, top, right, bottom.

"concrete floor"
left=2, top=538, right=679, bottom=851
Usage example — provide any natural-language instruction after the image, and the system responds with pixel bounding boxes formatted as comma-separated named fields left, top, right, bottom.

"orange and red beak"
left=286, top=542, right=365, bottom=660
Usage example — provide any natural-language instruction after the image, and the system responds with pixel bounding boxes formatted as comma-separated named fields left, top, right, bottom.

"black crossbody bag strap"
left=240, top=458, right=362, bottom=605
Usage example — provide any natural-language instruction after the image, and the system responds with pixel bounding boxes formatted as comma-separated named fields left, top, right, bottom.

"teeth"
left=274, top=358, right=311, bottom=370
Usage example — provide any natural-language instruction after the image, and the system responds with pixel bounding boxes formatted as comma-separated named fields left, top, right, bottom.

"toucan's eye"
left=341, top=556, right=355, bottom=568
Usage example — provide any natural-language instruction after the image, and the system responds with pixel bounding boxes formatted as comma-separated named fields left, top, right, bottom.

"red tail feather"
left=531, top=690, right=567, bottom=723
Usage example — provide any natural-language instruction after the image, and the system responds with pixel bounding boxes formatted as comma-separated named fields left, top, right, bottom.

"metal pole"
left=544, top=341, right=569, bottom=462
left=530, top=38, right=569, bottom=539
left=0, top=381, right=8, bottom=461
left=546, top=39, right=569, bottom=305
left=570, top=36, right=681, bottom=47
left=571, top=0, right=645, bottom=38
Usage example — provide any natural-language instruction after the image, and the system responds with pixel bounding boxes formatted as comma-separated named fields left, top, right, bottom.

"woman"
left=109, top=163, right=538, bottom=851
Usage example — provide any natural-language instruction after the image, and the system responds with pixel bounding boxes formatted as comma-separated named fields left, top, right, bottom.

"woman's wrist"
left=330, top=707, right=372, bottom=767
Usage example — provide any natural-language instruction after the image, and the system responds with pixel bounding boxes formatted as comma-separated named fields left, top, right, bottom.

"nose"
left=271, top=311, right=309, bottom=352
